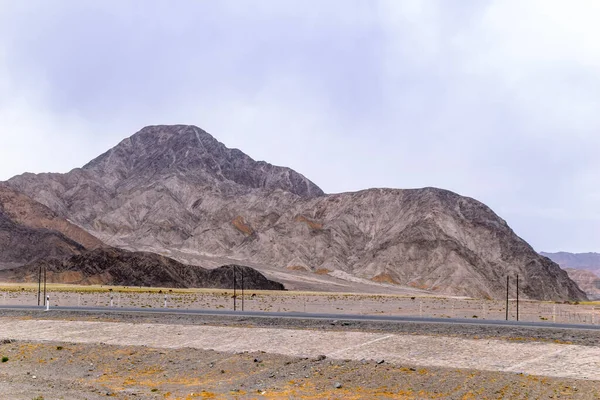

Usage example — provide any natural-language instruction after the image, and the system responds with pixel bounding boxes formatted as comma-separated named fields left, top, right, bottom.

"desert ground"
left=1, top=285, right=600, bottom=399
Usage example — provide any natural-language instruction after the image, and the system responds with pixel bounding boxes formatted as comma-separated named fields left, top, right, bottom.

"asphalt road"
left=1, top=304, right=599, bottom=331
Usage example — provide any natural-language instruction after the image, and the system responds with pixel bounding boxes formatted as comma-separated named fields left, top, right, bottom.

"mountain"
left=563, top=268, right=600, bottom=300
left=541, top=252, right=600, bottom=300
left=0, top=247, right=284, bottom=290
left=0, top=184, right=104, bottom=269
left=541, top=252, right=600, bottom=274
left=6, top=125, right=586, bottom=301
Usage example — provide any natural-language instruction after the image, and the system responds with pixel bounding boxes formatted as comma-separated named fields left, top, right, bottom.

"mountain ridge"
left=0, top=247, right=285, bottom=290
left=541, top=252, right=600, bottom=273
left=5, top=125, right=586, bottom=301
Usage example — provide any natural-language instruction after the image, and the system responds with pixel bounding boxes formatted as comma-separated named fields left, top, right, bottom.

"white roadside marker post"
left=45, top=295, right=50, bottom=311
left=164, top=294, right=167, bottom=308
left=553, top=304, right=556, bottom=323
left=77, top=293, right=81, bottom=307
left=110, top=294, right=114, bottom=308
left=419, top=300, right=423, bottom=318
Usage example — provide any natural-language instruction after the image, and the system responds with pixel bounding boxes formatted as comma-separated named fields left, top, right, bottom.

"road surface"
left=1, top=304, right=599, bottom=331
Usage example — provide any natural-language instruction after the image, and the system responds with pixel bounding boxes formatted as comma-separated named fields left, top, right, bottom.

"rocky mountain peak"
left=3, top=125, right=586, bottom=300
left=83, top=124, right=324, bottom=198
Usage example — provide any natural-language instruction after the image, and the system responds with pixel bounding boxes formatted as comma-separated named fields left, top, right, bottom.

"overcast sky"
left=1, top=0, right=599, bottom=253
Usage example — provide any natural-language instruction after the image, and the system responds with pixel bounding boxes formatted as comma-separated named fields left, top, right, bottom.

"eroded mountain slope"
left=6, top=125, right=585, bottom=300
left=0, top=185, right=104, bottom=269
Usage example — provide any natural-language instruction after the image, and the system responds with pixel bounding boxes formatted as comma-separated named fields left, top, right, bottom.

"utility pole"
left=506, top=276, right=509, bottom=321
left=516, top=274, right=519, bottom=322
left=233, top=266, right=237, bottom=311
left=37, top=265, right=42, bottom=306
left=43, top=266, right=47, bottom=308
left=241, top=267, right=244, bottom=312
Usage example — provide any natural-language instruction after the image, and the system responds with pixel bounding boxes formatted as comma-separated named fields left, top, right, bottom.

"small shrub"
left=56, top=346, right=63, bottom=351
left=1, top=356, right=8, bottom=363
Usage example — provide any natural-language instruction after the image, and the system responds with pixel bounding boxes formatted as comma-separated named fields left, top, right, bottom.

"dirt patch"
left=294, top=215, right=324, bottom=231
left=314, top=269, right=331, bottom=275
left=286, top=266, right=309, bottom=272
left=371, top=273, right=399, bottom=285
left=232, top=216, right=254, bottom=236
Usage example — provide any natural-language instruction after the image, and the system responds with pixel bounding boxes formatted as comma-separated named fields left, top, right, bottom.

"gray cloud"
left=0, top=0, right=599, bottom=252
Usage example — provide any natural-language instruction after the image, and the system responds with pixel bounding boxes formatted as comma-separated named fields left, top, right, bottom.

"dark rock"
left=0, top=248, right=284, bottom=290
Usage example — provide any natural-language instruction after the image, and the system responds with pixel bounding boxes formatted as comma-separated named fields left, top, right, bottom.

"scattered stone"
left=253, top=358, right=262, bottom=363
left=315, top=355, right=327, bottom=361
left=376, top=359, right=385, bottom=365
left=334, top=382, right=342, bottom=389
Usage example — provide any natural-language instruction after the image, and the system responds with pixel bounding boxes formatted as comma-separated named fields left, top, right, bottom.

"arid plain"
left=1, top=285, right=600, bottom=399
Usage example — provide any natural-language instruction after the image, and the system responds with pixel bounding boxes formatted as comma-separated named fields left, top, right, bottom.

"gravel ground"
left=1, top=309, right=598, bottom=347
left=1, top=340, right=599, bottom=399
left=1, top=310, right=599, bottom=399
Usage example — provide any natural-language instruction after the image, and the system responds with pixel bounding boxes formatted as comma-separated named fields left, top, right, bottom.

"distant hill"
left=4, top=125, right=586, bottom=301
left=0, top=247, right=284, bottom=290
left=563, top=268, right=600, bottom=300
left=541, top=252, right=600, bottom=273
left=540, top=252, right=600, bottom=300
